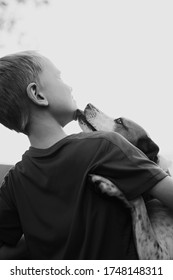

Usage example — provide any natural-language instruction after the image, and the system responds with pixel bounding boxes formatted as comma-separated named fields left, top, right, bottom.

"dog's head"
left=77, top=103, right=159, bottom=163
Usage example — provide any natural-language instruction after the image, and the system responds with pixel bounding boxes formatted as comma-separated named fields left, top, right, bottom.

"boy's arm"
left=91, top=132, right=168, bottom=201
left=0, top=236, right=29, bottom=260
left=149, top=175, right=173, bottom=211
left=0, top=193, right=27, bottom=259
left=0, top=174, right=23, bottom=250
left=0, top=168, right=29, bottom=259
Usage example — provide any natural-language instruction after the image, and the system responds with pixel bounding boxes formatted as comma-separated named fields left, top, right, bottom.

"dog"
left=77, top=103, right=173, bottom=259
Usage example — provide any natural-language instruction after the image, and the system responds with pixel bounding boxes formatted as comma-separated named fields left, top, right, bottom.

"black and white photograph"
left=0, top=0, right=173, bottom=279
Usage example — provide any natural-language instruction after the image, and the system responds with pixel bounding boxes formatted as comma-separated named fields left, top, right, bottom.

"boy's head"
left=0, top=51, right=77, bottom=135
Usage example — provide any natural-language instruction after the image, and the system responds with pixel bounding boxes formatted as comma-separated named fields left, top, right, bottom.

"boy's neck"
left=28, top=116, right=67, bottom=149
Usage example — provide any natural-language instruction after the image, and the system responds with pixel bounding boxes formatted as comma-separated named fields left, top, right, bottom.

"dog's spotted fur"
left=77, top=103, right=173, bottom=259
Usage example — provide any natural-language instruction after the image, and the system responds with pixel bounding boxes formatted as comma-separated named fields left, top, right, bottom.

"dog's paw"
left=89, top=174, right=132, bottom=209
left=89, top=174, right=119, bottom=196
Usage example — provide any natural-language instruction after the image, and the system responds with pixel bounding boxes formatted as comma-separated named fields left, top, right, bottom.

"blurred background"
left=0, top=0, right=173, bottom=168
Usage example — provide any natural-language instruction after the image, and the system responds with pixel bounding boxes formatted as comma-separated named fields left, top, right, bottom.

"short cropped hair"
left=0, top=51, right=43, bottom=134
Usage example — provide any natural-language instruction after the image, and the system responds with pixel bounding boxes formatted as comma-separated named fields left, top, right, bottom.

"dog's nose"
left=85, top=103, right=99, bottom=112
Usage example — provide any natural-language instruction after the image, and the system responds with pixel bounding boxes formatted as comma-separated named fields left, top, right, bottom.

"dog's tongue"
left=75, top=103, right=94, bottom=120
left=76, top=109, right=84, bottom=117
left=75, top=109, right=85, bottom=120
left=75, top=109, right=87, bottom=121
left=75, top=103, right=96, bottom=122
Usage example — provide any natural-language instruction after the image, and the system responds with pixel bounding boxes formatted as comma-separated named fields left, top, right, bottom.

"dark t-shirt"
left=0, top=131, right=167, bottom=259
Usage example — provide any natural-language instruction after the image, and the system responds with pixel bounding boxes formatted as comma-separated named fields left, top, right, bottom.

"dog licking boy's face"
left=77, top=103, right=159, bottom=163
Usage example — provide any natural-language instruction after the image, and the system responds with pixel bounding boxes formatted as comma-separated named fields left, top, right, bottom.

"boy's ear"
left=26, top=82, right=48, bottom=106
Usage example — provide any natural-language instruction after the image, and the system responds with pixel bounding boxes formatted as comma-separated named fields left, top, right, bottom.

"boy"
left=0, top=51, right=172, bottom=259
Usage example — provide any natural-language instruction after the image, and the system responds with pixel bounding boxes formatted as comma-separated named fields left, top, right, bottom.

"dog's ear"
left=136, top=136, right=159, bottom=163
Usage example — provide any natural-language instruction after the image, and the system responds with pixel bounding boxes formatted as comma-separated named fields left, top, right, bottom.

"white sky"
left=0, top=0, right=173, bottom=164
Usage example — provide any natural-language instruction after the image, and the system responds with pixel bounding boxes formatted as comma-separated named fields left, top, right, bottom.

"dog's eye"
left=115, top=118, right=123, bottom=125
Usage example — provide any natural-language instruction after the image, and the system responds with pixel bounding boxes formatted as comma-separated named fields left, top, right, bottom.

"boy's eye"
left=115, top=118, right=123, bottom=125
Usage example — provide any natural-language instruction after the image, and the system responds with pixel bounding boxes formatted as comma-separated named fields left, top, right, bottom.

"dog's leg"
left=90, top=174, right=171, bottom=259
left=146, top=199, right=173, bottom=259
left=130, top=197, right=168, bottom=259
left=90, top=174, right=133, bottom=210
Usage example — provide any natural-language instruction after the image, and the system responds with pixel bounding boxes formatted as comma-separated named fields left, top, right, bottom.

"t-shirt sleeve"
left=0, top=174, right=23, bottom=246
left=91, top=132, right=168, bottom=200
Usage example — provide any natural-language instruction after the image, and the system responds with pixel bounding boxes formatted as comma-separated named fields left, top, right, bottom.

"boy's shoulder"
left=71, top=131, right=120, bottom=142
left=70, top=131, right=127, bottom=147
left=22, top=131, right=126, bottom=160
left=70, top=131, right=136, bottom=157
